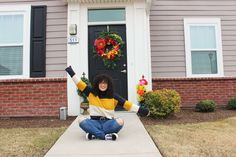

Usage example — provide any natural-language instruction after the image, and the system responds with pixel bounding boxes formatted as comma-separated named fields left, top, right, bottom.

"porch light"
left=69, top=24, right=77, bottom=35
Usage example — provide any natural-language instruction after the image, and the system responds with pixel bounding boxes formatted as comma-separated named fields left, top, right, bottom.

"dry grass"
left=145, top=117, right=236, bottom=157
left=0, top=127, right=66, bottom=157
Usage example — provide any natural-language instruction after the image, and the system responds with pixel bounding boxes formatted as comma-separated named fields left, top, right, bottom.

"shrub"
left=226, top=97, right=236, bottom=110
left=143, top=89, right=181, bottom=118
left=195, top=100, right=216, bottom=112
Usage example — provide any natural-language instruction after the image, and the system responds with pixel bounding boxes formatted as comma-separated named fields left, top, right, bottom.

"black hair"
left=92, top=74, right=114, bottom=98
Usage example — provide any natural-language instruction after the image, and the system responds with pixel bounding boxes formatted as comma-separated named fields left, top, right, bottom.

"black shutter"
left=30, top=6, right=46, bottom=77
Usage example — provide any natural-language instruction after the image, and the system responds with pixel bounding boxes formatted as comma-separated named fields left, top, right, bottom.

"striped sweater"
left=72, top=75, right=140, bottom=119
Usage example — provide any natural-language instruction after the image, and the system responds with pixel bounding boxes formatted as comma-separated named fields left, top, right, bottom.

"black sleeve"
left=114, top=93, right=126, bottom=107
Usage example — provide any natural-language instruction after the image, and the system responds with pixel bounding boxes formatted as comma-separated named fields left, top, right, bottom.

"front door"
left=88, top=25, right=127, bottom=110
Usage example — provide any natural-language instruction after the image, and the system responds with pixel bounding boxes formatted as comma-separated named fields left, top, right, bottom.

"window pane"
left=0, top=15, right=23, bottom=44
left=88, top=9, right=125, bottom=22
left=0, top=46, right=23, bottom=75
left=190, top=26, right=216, bottom=49
left=191, top=51, right=217, bottom=74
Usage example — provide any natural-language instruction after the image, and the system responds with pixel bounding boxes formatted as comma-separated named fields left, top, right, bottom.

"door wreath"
left=94, top=31, right=124, bottom=69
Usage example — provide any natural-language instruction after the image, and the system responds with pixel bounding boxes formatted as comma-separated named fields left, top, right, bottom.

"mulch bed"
left=0, top=116, right=76, bottom=128
left=141, top=108, right=236, bottom=125
left=0, top=108, right=235, bottom=128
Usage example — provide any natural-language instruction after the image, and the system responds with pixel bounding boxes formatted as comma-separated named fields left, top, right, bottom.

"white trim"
left=67, top=1, right=152, bottom=116
left=0, top=5, right=31, bottom=80
left=191, top=48, right=217, bottom=51
left=184, top=18, right=224, bottom=77
left=67, top=4, right=81, bottom=116
left=0, top=5, right=30, bottom=12
left=67, top=0, right=133, bottom=3
left=0, top=43, right=23, bottom=47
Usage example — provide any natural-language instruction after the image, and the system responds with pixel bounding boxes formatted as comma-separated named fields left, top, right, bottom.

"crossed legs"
left=78, top=117, right=124, bottom=140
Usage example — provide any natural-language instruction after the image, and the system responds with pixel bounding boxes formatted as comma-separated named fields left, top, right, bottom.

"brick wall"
left=152, top=77, right=236, bottom=107
left=0, top=78, right=67, bottom=117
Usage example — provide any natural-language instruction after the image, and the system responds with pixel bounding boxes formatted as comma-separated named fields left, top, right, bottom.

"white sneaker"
left=86, top=133, right=96, bottom=140
left=105, top=133, right=118, bottom=141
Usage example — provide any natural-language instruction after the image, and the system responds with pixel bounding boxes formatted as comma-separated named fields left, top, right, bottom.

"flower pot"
left=80, top=102, right=89, bottom=115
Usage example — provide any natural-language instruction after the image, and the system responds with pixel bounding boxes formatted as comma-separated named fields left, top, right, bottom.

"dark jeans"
left=79, top=119, right=123, bottom=140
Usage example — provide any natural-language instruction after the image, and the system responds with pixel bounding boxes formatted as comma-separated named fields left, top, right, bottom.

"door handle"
left=121, top=69, right=127, bottom=73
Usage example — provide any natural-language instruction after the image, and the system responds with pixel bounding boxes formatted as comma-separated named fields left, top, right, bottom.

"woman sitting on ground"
left=65, top=66, right=149, bottom=141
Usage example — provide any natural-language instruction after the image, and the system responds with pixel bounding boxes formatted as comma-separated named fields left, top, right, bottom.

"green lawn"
left=0, top=127, right=66, bottom=157
left=145, top=117, right=236, bottom=157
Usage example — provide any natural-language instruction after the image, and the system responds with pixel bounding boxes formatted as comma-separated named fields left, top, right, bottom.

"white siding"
left=150, top=0, right=236, bottom=77
left=0, top=0, right=67, bottom=77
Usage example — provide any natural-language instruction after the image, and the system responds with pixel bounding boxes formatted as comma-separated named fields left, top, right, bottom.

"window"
left=184, top=18, right=223, bottom=77
left=0, top=6, right=31, bottom=79
left=88, top=8, right=125, bottom=23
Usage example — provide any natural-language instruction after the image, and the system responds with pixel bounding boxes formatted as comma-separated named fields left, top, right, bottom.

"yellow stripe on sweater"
left=123, top=101, right=132, bottom=111
left=88, top=94, right=117, bottom=110
left=76, top=80, right=87, bottom=91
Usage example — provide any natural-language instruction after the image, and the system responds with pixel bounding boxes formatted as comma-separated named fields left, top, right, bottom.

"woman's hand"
left=65, top=66, right=75, bottom=77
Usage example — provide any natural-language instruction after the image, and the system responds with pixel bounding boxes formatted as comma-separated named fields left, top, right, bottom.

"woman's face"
left=98, top=81, right=108, bottom=92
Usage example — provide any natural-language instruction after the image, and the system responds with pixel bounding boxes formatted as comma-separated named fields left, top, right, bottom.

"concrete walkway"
left=45, top=112, right=162, bottom=157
